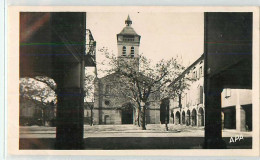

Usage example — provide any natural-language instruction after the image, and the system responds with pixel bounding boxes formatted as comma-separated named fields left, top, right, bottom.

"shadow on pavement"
left=19, top=137, right=252, bottom=150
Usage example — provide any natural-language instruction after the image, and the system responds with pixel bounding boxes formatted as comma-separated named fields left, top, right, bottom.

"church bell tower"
left=117, top=15, right=141, bottom=72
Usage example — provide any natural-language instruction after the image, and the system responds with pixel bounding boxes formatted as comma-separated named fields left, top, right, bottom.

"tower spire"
left=125, top=15, right=132, bottom=26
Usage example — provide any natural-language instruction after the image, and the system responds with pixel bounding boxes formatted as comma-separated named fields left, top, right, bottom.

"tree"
left=20, top=68, right=97, bottom=126
left=33, top=76, right=57, bottom=93
left=84, top=73, right=95, bottom=126
left=99, top=48, right=191, bottom=130
left=20, top=77, right=56, bottom=126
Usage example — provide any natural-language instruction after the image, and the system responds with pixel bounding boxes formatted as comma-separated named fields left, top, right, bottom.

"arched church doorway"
left=121, top=103, right=133, bottom=124
left=175, top=111, right=180, bottom=125
left=198, top=107, right=204, bottom=126
left=191, top=109, right=197, bottom=126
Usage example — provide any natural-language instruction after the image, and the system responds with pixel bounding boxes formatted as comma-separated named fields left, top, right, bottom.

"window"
left=122, top=46, right=126, bottom=56
left=105, top=100, right=110, bottom=105
left=131, top=47, right=134, bottom=57
left=197, top=86, right=203, bottom=104
left=199, top=66, right=203, bottom=78
left=105, top=85, right=111, bottom=94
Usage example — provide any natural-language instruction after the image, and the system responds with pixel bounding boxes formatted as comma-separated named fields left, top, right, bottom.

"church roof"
left=118, top=26, right=139, bottom=36
left=118, top=15, right=140, bottom=36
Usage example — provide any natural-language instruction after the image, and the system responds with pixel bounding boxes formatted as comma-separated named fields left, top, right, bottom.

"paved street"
left=20, top=124, right=252, bottom=138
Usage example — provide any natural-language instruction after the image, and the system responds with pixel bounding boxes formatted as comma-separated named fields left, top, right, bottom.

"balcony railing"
left=85, top=29, right=96, bottom=67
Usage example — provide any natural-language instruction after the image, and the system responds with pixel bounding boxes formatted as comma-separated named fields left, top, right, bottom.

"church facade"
left=91, top=16, right=160, bottom=125
left=169, top=54, right=205, bottom=127
left=169, top=54, right=252, bottom=132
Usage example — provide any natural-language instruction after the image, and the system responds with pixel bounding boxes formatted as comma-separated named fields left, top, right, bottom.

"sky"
left=86, top=12, right=204, bottom=77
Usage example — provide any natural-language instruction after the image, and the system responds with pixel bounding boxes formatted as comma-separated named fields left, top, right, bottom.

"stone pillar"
left=204, top=77, right=226, bottom=149
left=236, top=105, right=246, bottom=131
left=236, top=90, right=246, bottom=131
left=169, top=110, right=173, bottom=124
left=181, top=112, right=183, bottom=125
left=55, top=63, right=84, bottom=149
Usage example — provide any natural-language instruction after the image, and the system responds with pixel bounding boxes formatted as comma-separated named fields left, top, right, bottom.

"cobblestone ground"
left=19, top=124, right=252, bottom=138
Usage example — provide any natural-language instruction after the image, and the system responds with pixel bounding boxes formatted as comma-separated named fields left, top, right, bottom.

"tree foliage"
left=84, top=73, right=95, bottom=103
left=20, top=72, right=96, bottom=126
left=20, top=77, right=57, bottom=126
left=98, top=47, right=192, bottom=129
left=83, top=72, right=96, bottom=126
left=20, top=77, right=56, bottom=105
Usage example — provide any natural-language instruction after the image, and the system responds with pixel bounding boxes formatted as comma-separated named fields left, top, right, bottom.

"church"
left=90, top=16, right=161, bottom=125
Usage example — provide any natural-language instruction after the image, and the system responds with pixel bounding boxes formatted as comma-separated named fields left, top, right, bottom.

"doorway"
left=122, top=103, right=133, bottom=124
left=175, top=111, right=180, bottom=125
left=191, top=109, right=197, bottom=126
left=198, top=107, right=204, bottom=126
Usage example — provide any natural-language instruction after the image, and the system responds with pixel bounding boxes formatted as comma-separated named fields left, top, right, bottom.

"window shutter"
left=200, top=86, right=203, bottom=104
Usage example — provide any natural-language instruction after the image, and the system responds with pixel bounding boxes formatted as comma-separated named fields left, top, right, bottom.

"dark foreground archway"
left=20, top=12, right=88, bottom=149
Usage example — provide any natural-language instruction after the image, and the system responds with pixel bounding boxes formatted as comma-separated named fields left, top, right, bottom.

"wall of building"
left=169, top=57, right=205, bottom=127
left=92, top=109, right=99, bottom=125
left=170, top=53, right=252, bottom=131
left=117, top=45, right=140, bottom=58
left=221, top=89, right=252, bottom=131
left=222, top=89, right=252, bottom=109
left=93, top=73, right=161, bottom=125
left=100, top=109, right=122, bottom=124
left=148, top=109, right=160, bottom=124
left=20, top=97, right=55, bottom=126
